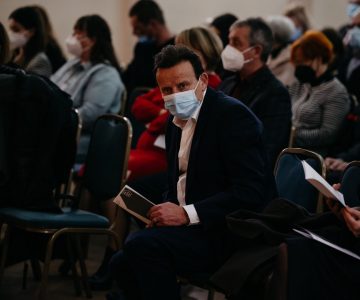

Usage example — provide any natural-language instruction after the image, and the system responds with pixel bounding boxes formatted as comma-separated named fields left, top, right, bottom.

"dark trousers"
left=109, top=225, right=225, bottom=300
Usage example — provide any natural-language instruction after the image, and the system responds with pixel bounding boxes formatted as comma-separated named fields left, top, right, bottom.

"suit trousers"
left=109, top=225, right=226, bottom=300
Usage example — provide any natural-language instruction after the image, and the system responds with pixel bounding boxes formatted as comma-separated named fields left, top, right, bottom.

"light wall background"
left=0, top=0, right=350, bottom=66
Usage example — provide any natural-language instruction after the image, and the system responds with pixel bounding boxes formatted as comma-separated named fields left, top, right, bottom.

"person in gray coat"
left=52, top=15, right=124, bottom=162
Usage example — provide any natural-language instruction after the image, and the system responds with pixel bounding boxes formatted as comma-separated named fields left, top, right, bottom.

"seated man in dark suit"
left=219, top=18, right=292, bottom=168
left=108, top=45, right=277, bottom=300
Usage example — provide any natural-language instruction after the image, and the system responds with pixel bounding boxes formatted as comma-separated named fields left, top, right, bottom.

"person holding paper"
left=107, top=45, right=276, bottom=300
left=263, top=185, right=360, bottom=300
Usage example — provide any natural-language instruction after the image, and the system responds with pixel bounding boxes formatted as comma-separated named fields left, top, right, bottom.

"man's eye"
left=178, top=83, right=186, bottom=90
left=162, top=88, right=172, bottom=95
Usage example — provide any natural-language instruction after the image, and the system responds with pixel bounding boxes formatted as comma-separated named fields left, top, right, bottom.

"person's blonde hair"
left=284, top=5, right=311, bottom=32
left=175, top=27, right=223, bottom=72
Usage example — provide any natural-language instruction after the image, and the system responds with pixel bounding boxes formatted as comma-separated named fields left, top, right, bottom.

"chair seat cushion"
left=0, top=207, right=109, bottom=229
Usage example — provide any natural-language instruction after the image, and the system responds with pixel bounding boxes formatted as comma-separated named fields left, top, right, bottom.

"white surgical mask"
left=221, top=45, right=254, bottom=72
left=9, top=32, right=29, bottom=50
left=163, top=78, right=202, bottom=120
left=65, top=35, right=83, bottom=58
left=345, top=26, right=360, bottom=49
left=347, top=3, right=360, bottom=18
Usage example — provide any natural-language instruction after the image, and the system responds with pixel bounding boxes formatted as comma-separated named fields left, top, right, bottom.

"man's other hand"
left=147, top=202, right=189, bottom=227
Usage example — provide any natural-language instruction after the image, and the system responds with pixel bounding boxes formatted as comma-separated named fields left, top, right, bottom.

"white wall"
left=0, top=0, right=350, bottom=66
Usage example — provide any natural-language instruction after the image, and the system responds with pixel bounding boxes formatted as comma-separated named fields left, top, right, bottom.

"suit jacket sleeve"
left=193, top=100, right=271, bottom=230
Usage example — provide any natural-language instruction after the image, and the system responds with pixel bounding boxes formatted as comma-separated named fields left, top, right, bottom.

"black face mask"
left=295, top=65, right=317, bottom=84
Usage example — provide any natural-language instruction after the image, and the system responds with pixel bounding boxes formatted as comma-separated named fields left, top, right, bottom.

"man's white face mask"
left=163, top=78, right=202, bottom=120
left=221, top=45, right=254, bottom=72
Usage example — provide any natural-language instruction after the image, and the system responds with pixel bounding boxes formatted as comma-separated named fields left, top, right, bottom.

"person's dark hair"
left=9, top=6, right=47, bottom=65
left=231, top=18, right=274, bottom=62
left=210, top=13, right=238, bottom=46
left=321, top=27, right=345, bottom=72
left=74, top=15, right=121, bottom=73
left=31, top=5, right=65, bottom=72
left=0, top=22, right=10, bottom=64
left=129, top=0, right=165, bottom=25
left=154, top=45, right=204, bottom=78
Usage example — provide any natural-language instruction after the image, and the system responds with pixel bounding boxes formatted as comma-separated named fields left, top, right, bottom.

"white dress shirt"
left=172, top=92, right=206, bottom=224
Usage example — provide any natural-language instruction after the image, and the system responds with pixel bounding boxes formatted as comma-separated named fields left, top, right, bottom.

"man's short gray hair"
left=230, top=18, right=273, bottom=62
left=266, top=15, right=295, bottom=45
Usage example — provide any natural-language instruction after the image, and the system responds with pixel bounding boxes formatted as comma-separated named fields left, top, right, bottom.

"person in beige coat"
left=266, top=15, right=297, bottom=88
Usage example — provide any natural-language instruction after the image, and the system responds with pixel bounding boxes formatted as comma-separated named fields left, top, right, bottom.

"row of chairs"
left=1, top=111, right=359, bottom=299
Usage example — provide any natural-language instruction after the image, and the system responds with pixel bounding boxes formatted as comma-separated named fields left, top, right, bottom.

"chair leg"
left=36, top=233, right=56, bottom=300
left=67, top=235, right=82, bottom=297
left=31, top=259, right=42, bottom=281
left=74, top=234, right=92, bottom=298
left=22, top=262, right=29, bottom=290
left=0, top=224, right=10, bottom=286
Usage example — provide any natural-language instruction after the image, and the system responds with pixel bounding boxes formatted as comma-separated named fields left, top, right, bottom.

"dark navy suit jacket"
left=164, top=88, right=277, bottom=232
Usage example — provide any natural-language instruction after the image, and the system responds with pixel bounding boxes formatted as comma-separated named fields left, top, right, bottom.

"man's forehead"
left=156, top=61, right=196, bottom=83
left=230, top=26, right=250, bottom=39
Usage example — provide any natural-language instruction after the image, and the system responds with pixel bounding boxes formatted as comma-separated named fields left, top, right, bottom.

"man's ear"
left=199, top=72, right=208, bottom=93
left=253, top=44, right=263, bottom=59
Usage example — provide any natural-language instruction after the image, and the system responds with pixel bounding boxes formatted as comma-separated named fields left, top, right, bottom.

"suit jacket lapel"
left=185, top=88, right=215, bottom=200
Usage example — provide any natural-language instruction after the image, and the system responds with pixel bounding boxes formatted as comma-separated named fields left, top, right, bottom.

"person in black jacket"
left=219, top=18, right=291, bottom=169
left=123, top=0, right=174, bottom=93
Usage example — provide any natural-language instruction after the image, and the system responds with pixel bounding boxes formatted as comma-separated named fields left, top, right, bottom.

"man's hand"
left=325, top=157, right=348, bottom=171
left=343, top=207, right=360, bottom=237
left=147, top=202, right=189, bottom=227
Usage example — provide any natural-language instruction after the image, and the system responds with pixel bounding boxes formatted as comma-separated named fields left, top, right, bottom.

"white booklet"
left=301, top=160, right=346, bottom=207
left=113, top=185, right=155, bottom=225
left=154, top=134, right=166, bottom=149
left=293, top=228, right=360, bottom=261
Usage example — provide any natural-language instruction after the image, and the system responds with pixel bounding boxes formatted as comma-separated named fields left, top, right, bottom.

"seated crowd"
left=1, top=1, right=360, bottom=300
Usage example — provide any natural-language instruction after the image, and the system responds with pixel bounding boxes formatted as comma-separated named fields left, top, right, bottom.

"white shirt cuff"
left=183, top=204, right=200, bottom=225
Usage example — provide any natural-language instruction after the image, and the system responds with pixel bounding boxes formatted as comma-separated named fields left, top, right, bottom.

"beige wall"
left=0, top=0, right=350, bottom=66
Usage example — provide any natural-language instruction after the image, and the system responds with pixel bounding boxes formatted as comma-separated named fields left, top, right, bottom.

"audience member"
left=266, top=15, right=296, bottom=87
left=284, top=5, right=311, bottom=41
left=123, top=0, right=174, bottom=93
left=127, top=27, right=223, bottom=182
left=8, top=6, right=52, bottom=77
left=270, top=187, right=360, bottom=300
left=290, top=30, right=350, bottom=156
left=87, top=27, right=224, bottom=291
left=107, top=45, right=276, bottom=300
left=211, top=183, right=360, bottom=300
left=51, top=15, right=124, bottom=163
left=219, top=18, right=291, bottom=168
left=32, top=5, right=66, bottom=73
left=321, top=27, right=345, bottom=75
left=209, top=13, right=238, bottom=48
left=325, top=104, right=360, bottom=182
left=209, top=13, right=238, bottom=80
left=339, top=1, right=360, bottom=101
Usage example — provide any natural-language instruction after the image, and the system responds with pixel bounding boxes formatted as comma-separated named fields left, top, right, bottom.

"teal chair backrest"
left=340, top=162, right=360, bottom=207
left=275, top=149, right=324, bottom=213
left=84, top=114, right=132, bottom=201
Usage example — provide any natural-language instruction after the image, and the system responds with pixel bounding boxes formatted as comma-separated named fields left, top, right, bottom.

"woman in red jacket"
left=127, top=26, right=223, bottom=181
